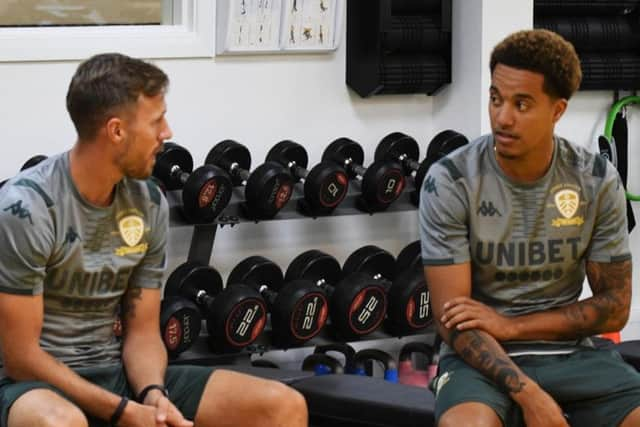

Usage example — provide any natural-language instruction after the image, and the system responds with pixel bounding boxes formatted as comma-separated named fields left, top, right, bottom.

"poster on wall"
left=217, top=0, right=282, bottom=53
left=280, top=0, right=338, bottom=51
left=216, top=0, right=342, bottom=54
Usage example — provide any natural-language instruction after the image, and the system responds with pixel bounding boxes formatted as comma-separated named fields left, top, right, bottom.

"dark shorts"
left=433, top=348, right=640, bottom=427
left=0, top=363, right=214, bottom=427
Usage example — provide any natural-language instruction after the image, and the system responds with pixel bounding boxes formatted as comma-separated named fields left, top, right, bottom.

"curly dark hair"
left=66, top=53, right=169, bottom=140
left=490, top=29, right=582, bottom=100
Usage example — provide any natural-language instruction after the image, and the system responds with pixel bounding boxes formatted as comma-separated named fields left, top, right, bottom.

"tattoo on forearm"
left=121, top=288, right=142, bottom=325
left=564, top=260, right=632, bottom=337
left=450, top=329, right=525, bottom=394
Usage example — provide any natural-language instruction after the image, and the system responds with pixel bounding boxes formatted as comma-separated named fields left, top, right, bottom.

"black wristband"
left=137, top=384, right=169, bottom=403
left=110, top=396, right=128, bottom=427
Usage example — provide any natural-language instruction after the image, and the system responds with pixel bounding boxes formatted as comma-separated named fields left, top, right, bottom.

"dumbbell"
left=343, top=244, right=431, bottom=335
left=377, top=130, right=468, bottom=206
left=395, top=240, right=421, bottom=276
left=390, top=241, right=431, bottom=334
left=159, top=296, right=202, bottom=358
left=322, top=138, right=406, bottom=212
left=164, top=261, right=268, bottom=353
left=205, top=140, right=294, bottom=219
left=302, top=353, right=344, bottom=375
left=266, top=140, right=349, bottom=215
left=0, top=154, right=49, bottom=189
left=376, top=130, right=467, bottom=187
left=285, top=250, right=388, bottom=340
left=353, top=349, right=399, bottom=383
left=153, top=142, right=233, bottom=223
left=227, top=256, right=329, bottom=348
left=313, top=343, right=357, bottom=374
left=398, top=342, right=436, bottom=388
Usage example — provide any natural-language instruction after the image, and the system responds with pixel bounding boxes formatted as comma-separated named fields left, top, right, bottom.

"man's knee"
left=8, top=389, right=88, bottom=427
left=39, top=403, right=88, bottom=427
left=263, top=381, right=307, bottom=424
left=438, top=402, right=502, bottom=427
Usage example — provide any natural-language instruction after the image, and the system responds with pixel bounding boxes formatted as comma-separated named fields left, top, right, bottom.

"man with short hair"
left=0, top=53, right=308, bottom=427
left=420, top=29, right=640, bottom=427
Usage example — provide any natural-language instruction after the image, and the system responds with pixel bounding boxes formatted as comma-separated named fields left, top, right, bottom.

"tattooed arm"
left=440, top=259, right=632, bottom=342
left=121, top=287, right=168, bottom=396
left=425, top=263, right=530, bottom=393
left=426, top=263, right=569, bottom=427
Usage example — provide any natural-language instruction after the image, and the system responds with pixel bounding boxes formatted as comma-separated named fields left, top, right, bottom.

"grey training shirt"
left=419, top=134, right=630, bottom=355
left=0, top=152, right=168, bottom=375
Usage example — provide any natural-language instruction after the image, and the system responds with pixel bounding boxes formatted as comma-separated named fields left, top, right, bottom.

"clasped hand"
left=440, top=297, right=515, bottom=341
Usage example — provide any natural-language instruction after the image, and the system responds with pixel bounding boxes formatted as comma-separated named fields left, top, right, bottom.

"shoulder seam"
left=14, top=179, right=54, bottom=208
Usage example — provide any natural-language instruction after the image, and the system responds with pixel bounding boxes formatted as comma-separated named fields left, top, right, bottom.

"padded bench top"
left=291, top=375, right=435, bottom=427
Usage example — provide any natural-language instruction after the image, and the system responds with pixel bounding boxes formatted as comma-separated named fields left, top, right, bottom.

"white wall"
left=1, top=0, right=639, bottom=341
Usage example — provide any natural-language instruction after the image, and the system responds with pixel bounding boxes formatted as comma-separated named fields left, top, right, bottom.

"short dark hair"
left=490, top=29, right=582, bottom=100
left=66, top=53, right=169, bottom=140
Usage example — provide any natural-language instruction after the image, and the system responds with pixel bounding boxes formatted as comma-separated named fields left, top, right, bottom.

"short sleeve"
left=0, top=182, right=55, bottom=295
left=418, top=159, right=470, bottom=266
left=586, top=162, right=631, bottom=263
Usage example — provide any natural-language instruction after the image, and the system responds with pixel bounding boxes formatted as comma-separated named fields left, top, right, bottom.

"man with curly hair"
left=420, top=29, right=640, bottom=427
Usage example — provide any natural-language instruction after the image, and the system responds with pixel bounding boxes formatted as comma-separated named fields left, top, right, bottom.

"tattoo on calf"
left=451, top=329, right=525, bottom=394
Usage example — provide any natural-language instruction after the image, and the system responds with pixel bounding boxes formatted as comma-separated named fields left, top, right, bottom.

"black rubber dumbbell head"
left=207, top=140, right=293, bottom=219
left=414, top=130, right=469, bottom=192
left=342, top=245, right=396, bottom=286
left=387, top=268, right=432, bottom=334
left=0, top=154, right=49, bottom=190
left=229, top=256, right=329, bottom=347
left=287, top=250, right=387, bottom=340
left=21, top=154, right=48, bottom=171
left=396, top=240, right=421, bottom=276
left=285, top=249, right=342, bottom=285
left=153, top=142, right=194, bottom=191
left=160, top=296, right=202, bottom=358
left=165, top=261, right=267, bottom=352
left=374, top=132, right=420, bottom=176
left=322, top=137, right=365, bottom=180
left=154, top=142, right=233, bottom=222
left=164, top=261, right=224, bottom=301
left=206, top=283, right=267, bottom=352
left=267, top=140, right=349, bottom=212
left=324, top=137, right=406, bottom=211
left=244, top=161, right=294, bottom=218
left=206, top=140, right=252, bottom=187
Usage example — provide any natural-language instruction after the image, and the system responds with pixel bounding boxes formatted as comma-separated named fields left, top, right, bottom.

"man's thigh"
left=1, top=364, right=215, bottom=426
left=434, top=355, right=522, bottom=427
left=0, top=379, right=82, bottom=427
left=534, top=348, right=640, bottom=427
left=164, top=364, right=215, bottom=420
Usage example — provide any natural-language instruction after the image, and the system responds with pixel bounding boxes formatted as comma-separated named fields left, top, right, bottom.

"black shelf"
left=163, top=178, right=424, bottom=364
left=169, top=319, right=434, bottom=367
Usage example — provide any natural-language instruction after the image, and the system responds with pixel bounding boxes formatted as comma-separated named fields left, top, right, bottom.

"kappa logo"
left=552, top=189, right=584, bottom=227
left=3, top=200, right=33, bottom=225
left=477, top=201, right=502, bottom=217
left=434, top=371, right=452, bottom=396
left=424, top=176, right=439, bottom=196
left=64, top=226, right=81, bottom=245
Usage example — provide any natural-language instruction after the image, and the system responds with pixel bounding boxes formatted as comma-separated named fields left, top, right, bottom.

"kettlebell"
left=354, top=348, right=398, bottom=383
left=398, top=342, right=435, bottom=388
left=301, top=353, right=344, bottom=375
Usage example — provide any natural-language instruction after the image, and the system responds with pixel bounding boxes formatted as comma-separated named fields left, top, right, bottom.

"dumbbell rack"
left=164, top=178, right=435, bottom=365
